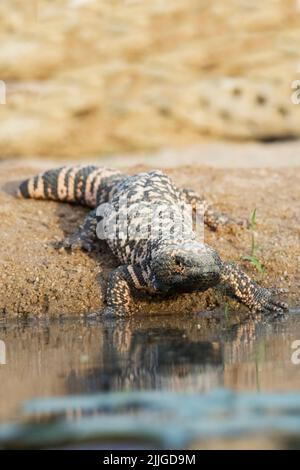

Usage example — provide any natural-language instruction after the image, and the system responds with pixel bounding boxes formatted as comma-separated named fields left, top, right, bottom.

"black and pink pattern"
left=18, top=165, right=288, bottom=317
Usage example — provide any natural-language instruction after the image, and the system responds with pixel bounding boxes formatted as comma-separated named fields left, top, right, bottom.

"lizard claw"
left=102, top=306, right=134, bottom=318
left=270, top=287, right=289, bottom=295
left=102, top=307, right=116, bottom=318
left=253, top=288, right=289, bottom=314
left=211, top=214, right=250, bottom=231
left=56, top=235, right=95, bottom=252
left=238, top=217, right=251, bottom=229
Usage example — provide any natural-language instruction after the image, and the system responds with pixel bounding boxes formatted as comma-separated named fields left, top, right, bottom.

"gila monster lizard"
left=18, top=165, right=287, bottom=316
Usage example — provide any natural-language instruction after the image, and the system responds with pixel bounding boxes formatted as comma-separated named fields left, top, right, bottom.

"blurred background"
left=0, top=0, right=300, bottom=160
left=1, top=2, right=300, bottom=449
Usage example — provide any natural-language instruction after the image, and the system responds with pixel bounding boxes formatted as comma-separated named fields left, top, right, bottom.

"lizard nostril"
left=175, top=257, right=181, bottom=266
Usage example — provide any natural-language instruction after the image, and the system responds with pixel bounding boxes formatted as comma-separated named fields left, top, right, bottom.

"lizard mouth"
left=182, top=269, right=220, bottom=291
left=153, top=268, right=220, bottom=293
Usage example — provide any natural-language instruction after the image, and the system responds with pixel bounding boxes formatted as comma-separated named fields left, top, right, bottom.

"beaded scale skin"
left=18, top=165, right=287, bottom=316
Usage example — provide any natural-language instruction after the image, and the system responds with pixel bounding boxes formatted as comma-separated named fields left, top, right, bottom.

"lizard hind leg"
left=180, top=187, right=249, bottom=231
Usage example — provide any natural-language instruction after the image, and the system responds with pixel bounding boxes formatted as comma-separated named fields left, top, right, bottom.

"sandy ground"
left=0, top=159, right=298, bottom=318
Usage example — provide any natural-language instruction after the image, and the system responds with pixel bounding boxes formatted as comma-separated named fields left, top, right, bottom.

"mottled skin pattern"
left=18, top=165, right=288, bottom=317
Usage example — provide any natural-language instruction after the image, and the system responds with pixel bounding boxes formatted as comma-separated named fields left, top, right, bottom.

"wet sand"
left=0, top=159, right=299, bottom=317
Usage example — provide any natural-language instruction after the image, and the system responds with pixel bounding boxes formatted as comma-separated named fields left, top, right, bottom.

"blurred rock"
left=0, top=0, right=300, bottom=157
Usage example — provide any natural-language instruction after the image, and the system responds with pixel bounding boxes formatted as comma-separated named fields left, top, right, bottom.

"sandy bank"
left=0, top=161, right=298, bottom=317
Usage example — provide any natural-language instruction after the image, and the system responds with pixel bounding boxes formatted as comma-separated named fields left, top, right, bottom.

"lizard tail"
left=18, top=165, right=124, bottom=208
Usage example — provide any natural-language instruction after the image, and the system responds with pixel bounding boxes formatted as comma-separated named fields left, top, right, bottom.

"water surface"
left=1, top=310, right=300, bottom=425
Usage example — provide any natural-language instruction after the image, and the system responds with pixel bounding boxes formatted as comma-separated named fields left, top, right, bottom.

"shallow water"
left=0, top=310, right=300, bottom=447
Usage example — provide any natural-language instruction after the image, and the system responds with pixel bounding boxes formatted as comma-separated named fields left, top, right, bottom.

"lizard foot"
left=250, top=286, right=288, bottom=314
left=102, top=305, right=135, bottom=318
left=55, top=233, right=97, bottom=252
left=220, top=262, right=288, bottom=315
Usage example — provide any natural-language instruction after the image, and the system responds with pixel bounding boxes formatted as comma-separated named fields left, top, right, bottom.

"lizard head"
left=151, top=241, right=221, bottom=293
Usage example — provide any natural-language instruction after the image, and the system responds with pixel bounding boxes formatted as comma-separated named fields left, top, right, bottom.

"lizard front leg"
left=59, top=209, right=99, bottom=252
left=180, top=188, right=249, bottom=231
left=219, top=262, right=288, bottom=313
left=104, top=264, right=152, bottom=317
